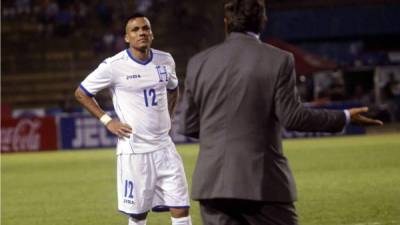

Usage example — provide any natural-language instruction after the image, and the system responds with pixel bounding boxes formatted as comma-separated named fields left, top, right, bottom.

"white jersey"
left=80, top=48, right=179, bottom=154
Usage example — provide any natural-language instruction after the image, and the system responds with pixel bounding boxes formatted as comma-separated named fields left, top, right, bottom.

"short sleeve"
left=80, top=60, right=113, bottom=97
left=166, top=56, right=179, bottom=91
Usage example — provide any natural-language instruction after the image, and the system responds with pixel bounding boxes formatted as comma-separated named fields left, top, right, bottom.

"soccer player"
left=74, top=14, right=192, bottom=225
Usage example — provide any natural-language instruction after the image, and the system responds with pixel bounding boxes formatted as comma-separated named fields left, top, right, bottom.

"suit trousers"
left=199, top=199, right=298, bottom=225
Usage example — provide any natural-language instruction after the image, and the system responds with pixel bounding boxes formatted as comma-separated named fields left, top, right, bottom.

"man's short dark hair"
left=224, top=0, right=267, bottom=34
left=124, top=13, right=147, bottom=26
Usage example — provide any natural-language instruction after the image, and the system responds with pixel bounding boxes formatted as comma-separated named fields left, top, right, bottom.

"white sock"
left=128, top=217, right=147, bottom=225
left=171, top=216, right=192, bottom=225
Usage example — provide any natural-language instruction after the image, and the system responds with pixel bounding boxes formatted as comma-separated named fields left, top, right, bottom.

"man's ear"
left=124, top=34, right=129, bottom=43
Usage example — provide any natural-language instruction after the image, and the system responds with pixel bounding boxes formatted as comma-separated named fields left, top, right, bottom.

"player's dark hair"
left=124, top=13, right=147, bottom=26
left=224, top=0, right=267, bottom=34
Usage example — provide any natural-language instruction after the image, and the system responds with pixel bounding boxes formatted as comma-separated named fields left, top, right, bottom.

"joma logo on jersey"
left=156, top=65, right=169, bottom=82
left=126, top=74, right=141, bottom=80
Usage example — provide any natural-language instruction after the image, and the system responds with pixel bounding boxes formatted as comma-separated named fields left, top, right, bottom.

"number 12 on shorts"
left=124, top=180, right=134, bottom=199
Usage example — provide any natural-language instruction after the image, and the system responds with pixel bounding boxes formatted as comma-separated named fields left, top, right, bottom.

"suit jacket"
left=178, top=32, right=346, bottom=202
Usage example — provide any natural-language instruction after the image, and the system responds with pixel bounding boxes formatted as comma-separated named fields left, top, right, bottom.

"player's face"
left=125, top=17, right=154, bottom=51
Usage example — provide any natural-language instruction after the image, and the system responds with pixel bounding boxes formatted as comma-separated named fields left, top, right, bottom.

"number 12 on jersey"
left=143, top=88, right=157, bottom=107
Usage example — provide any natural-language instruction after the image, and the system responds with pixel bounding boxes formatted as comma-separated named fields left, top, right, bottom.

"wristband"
left=100, top=114, right=112, bottom=126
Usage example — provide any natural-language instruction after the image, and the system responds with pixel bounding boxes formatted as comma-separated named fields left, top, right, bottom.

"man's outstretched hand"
left=348, top=107, right=383, bottom=126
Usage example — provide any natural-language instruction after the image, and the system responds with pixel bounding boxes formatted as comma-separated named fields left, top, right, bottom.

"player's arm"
left=167, top=86, right=179, bottom=120
left=166, top=54, right=180, bottom=120
left=74, top=87, right=132, bottom=138
left=274, top=54, right=382, bottom=131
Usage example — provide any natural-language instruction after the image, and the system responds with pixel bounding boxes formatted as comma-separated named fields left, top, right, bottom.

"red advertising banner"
left=1, top=117, right=58, bottom=153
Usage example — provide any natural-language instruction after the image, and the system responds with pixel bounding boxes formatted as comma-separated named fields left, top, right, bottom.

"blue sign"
left=282, top=125, right=365, bottom=139
left=59, top=116, right=117, bottom=149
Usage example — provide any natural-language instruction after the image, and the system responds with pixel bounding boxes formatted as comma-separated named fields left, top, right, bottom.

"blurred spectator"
left=94, top=21, right=127, bottom=53
left=114, top=34, right=127, bottom=52
left=297, top=75, right=314, bottom=102
left=54, top=4, right=74, bottom=36
left=95, top=0, right=113, bottom=26
left=136, top=0, right=153, bottom=13
left=328, top=75, right=346, bottom=101
left=36, top=0, right=59, bottom=36
left=15, top=0, right=31, bottom=15
left=3, top=7, right=16, bottom=20
left=352, top=84, right=371, bottom=105
left=383, top=74, right=400, bottom=121
left=102, top=31, right=115, bottom=51
left=73, top=1, right=88, bottom=31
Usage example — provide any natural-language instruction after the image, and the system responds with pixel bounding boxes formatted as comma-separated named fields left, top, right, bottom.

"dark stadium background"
left=1, top=0, right=400, bottom=152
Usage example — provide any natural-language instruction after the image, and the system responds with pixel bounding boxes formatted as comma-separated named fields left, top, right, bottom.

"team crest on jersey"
left=156, top=65, right=169, bottom=82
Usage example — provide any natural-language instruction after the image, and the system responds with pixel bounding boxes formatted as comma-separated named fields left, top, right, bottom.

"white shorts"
left=117, top=143, right=190, bottom=215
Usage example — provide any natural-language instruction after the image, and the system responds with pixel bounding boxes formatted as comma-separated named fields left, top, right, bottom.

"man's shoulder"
left=103, top=50, right=127, bottom=65
left=231, top=34, right=293, bottom=60
left=189, top=44, right=221, bottom=65
left=189, top=40, right=292, bottom=66
left=151, top=48, right=175, bottom=66
left=260, top=42, right=292, bottom=58
left=152, top=48, right=173, bottom=60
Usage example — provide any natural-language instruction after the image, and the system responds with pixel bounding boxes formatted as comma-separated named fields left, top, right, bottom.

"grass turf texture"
left=2, top=134, right=400, bottom=225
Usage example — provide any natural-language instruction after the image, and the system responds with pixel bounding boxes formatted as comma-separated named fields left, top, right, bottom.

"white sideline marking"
left=345, top=221, right=398, bottom=225
left=348, top=223, right=381, bottom=225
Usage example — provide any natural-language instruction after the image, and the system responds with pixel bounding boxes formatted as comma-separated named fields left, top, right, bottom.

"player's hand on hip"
left=106, top=120, right=132, bottom=138
left=349, top=107, right=383, bottom=126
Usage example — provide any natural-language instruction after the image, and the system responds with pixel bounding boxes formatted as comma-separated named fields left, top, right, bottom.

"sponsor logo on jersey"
left=126, top=74, right=141, bottom=80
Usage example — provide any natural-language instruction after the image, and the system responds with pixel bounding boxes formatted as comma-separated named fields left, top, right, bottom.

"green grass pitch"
left=2, top=134, right=400, bottom=225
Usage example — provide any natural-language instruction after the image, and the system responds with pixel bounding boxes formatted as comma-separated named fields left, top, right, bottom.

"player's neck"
left=129, top=47, right=151, bottom=61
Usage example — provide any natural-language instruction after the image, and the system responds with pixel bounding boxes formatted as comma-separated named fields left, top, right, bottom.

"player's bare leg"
left=170, top=208, right=192, bottom=225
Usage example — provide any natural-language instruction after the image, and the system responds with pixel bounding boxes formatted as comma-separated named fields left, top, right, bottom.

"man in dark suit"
left=178, top=0, right=383, bottom=224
